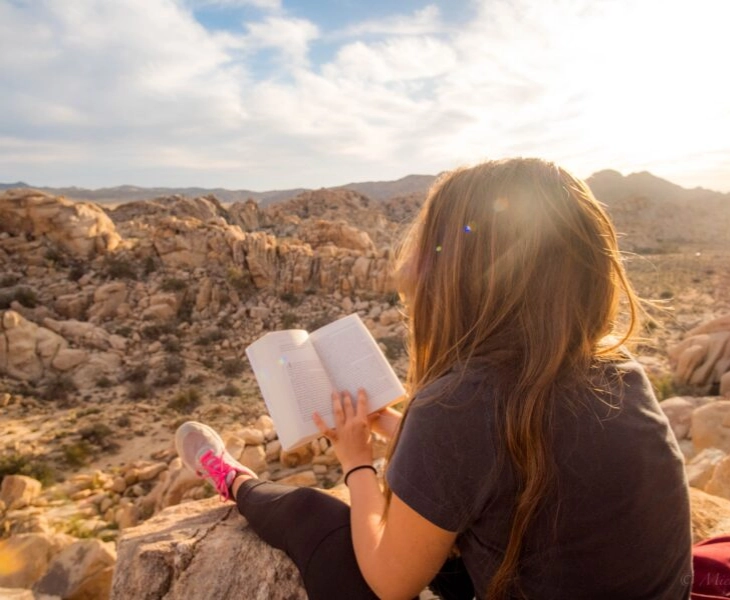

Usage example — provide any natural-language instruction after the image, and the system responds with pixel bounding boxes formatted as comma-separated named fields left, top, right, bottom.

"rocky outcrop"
left=111, top=498, right=307, bottom=600
left=0, top=310, right=67, bottom=381
left=0, top=190, right=121, bottom=258
left=690, top=487, right=730, bottom=543
left=669, top=315, right=730, bottom=396
left=109, top=195, right=228, bottom=226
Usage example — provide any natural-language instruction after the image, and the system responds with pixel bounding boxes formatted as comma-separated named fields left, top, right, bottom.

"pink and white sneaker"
left=175, top=421, right=257, bottom=501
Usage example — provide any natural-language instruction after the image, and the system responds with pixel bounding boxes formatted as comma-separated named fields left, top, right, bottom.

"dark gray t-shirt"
left=386, top=359, right=692, bottom=599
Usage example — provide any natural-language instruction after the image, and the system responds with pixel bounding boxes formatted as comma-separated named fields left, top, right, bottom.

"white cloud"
left=186, top=0, right=282, bottom=10
left=0, top=0, right=729, bottom=190
left=336, top=5, right=442, bottom=37
left=244, top=16, right=319, bottom=65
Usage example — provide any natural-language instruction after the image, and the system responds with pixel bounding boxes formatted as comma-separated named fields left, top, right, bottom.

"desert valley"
left=2, top=170, right=730, bottom=599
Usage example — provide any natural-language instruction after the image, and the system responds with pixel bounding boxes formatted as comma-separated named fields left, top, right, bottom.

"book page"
left=309, top=314, right=405, bottom=411
left=246, top=330, right=335, bottom=449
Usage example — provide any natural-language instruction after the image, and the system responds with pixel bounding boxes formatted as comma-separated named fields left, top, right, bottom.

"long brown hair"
left=386, top=158, right=640, bottom=599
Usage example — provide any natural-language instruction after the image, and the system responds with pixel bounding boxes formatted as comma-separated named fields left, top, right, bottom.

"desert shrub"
left=307, top=315, right=331, bottom=331
left=168, top=388, right=202, bottom=414
left=279, top=291, right=301, bottom=306
left=141, top=322, right=176, bottom=340
left=0, top=286, right=39, bottom=309
left=63, top=441, right=92, bottom=467
left=161, top=277, right=188, bottom=292
left=227, top=267, right=255, bottom=297
left=127, top=382, right=151, bottom=400
left=143, top=256, right=157, bottom=277
left=379, top=336, right=405, bottom=361
left=201, top=357, right=214, bottom=369
left=14, top=287, right=38, bottom=308
left=0, top=452, right=57, bottom=487
left=44, top=246, right=67, bottom=265
left=386, top=291, right=400, bottom=306
left=79, top=423, right=115, bottom=449
left=41, top=375, right=77, bottom=401
left=96, top=376, right=113, bottom=388
left=124, top=365, right=149, bottom=383
left=162, top=337, right=182, bottom=353
left=217, top=383, right=241, bottom=397
left=68, top=262, right=86, bottom=282
left=188, top=373, right=206, bottom=385
left=0, top=274, right=20, bottom=288
left=196, top=328, right=224, bottom=346
left=116, top=415, right=132, bottom=428
left=114, top=325, right=133, bottom=338
left=177, top=297, right=194, bottom=323
left=154, top=355, right=186, bottom=387
left=221, top=358, right=246, bottom=377
left=281, top=312, right=298, bottom=329
left=659, top=290, right=674, bottom=300
left=104, top=255, right=137, bottom=280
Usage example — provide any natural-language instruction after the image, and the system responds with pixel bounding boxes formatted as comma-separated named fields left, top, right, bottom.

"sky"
left=1, top=0, right=729, bottom=192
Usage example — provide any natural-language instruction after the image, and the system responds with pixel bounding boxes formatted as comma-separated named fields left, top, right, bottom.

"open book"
left=245, top=313, right=405, bottom=451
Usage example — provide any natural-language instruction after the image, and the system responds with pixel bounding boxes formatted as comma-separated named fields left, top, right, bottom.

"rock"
left=659, top=396, right=694, bottom=440
left=141, top=293, right=178, bottom=322
left=33, top=539, right=116, bottom=600
left=0, top=588, right=60, bottom=599
left=136, top=463, right=167, bottom=482
left=669, top=316, right=730, bottom=396
left=51, top=348, right=89, bottom=372
left=249, top=306, right=270, bottom=320
left=686, top=448, right=728, bottom=488
left=275, top=470, right=318, bottom=487
left=0, top=190, right=121, bottom=258
left=690, top=487, right=730, bottom=543
left=692, top=401, right=730, bottom=453
left=378, top=307, right=401, bottom=327
left=265, top=440, right=282, bottom=462
left=111, top=477, right=127, bottom=494
left=88, top=282, right=128, bottom=322
left=255, top=415, right=276, bottom=441
left=241, top=446, right=267, bottom=475
left=147, top=458, right=204, bottom=511
left=0, top=533, right=74, bottom=588
left=705, top=456, right=730, bottom=500
left=0, top=475, right=42, bottom=510
left=111, top=498, right=307, bottom=600
left=280, top=446, right=314, bottom=468
left=0, top=310, right=68, bottom=381
left=239, top=427, right=265, bottom=446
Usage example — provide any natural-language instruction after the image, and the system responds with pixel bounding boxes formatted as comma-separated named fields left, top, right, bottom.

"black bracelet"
left=344, top=464, right=377, bottom=486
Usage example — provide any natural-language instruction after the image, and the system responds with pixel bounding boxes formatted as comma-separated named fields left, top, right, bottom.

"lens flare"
left=494, top=197, right=509, bottom=213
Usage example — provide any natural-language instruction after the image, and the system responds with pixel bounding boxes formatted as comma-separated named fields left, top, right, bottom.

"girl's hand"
left=368, top=406, right=403, bottom=440
left=313, top=389, right=373, bottom=473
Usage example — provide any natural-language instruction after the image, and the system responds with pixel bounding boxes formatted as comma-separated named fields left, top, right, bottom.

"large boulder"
left=669, top=316, right=730, bottom=396
left=111, top=498, right=307, bottom=600
left=0, top=533, right=74, bottom=589
left=0, top=475, right=42, bottom=510
left=34, top=539, right=116, bottom=600
left=0, top=190, right=121, bottom=258
left=690, top=487, right=730, bottom=543
left=692, top=401, right=730, bottom=454
left=0, top=310, right=67, bottom=381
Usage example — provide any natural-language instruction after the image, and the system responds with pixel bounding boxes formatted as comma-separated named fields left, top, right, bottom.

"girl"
left=176, top=158, right=692, bottom=599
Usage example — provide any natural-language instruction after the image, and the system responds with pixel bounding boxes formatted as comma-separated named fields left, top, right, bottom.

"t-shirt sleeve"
left=385, top=375, right=497, bottom=533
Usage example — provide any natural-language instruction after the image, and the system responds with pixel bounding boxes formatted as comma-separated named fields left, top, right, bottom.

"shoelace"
left=198, top=449, right=233, bottom=501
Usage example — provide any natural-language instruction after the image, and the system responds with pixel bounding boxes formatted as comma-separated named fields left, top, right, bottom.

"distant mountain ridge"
left=2, top=170, right=728, bottom=215
left=0, top=174, right=438, bottom=206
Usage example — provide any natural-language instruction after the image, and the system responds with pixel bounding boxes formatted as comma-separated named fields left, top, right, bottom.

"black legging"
left=236, top=479, right=476, bottom=600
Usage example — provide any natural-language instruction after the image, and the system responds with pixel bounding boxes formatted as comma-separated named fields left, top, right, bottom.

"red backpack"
left=692, top=536, right=730, bottom=599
